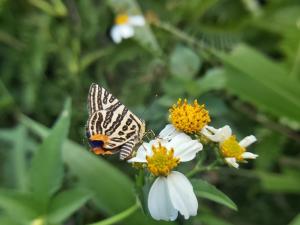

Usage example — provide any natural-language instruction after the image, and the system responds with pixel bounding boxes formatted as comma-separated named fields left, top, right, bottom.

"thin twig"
left=232, top=101, right=300, bottom=142
left=88, top=202, right=139, bottom=225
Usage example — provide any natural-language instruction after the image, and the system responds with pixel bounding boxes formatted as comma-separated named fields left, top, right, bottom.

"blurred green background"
left=1, top=0, right=300, bottom=225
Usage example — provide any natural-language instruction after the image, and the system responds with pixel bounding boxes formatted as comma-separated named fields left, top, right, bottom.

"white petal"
left=144, top=142, right=156, bottom=156
left=127, top=155, right=146, bottom=163
left=148, top=177, right=178, bottom=221
left=200, top=125, right=217, bottom=140
left=239, top=135, right=257, bottom=148
left=167, top=171, right=198, bottom=219
left=167, top=133, right=192, bottom=147
left=201, top=125, right=232, bottom=143
left=118, top=25, right=134, bottom=39
left=110, top=26, right=122, bottom=43
left=171, top=140, right=203, bottom=162
left=225, top=157, right=239, bottom=168
left=158, top=124, right=181, bottom=142
left=129, top=15, right=145, bottom=26
left=127, top=143, right=151, bottom=163
left=242, top=152, right=258, bottom=159
left=201, top=125, right=219, bottom=134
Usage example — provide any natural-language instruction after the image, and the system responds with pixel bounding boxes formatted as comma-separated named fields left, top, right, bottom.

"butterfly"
left=86, top=83, right=146, bottom=160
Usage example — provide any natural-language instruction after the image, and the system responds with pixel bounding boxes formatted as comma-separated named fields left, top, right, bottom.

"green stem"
left=13, top=126, right=28, bottom=191
left=88, top=203, right=139, bottom=225
left=28, top=0, right=57, bottom=16
left=154, top=21, right=214, bottom=59
left=187, top=160, right=219, bottom=178
left=80, top=47, right=114, bottom=72
left=241, top=0, right=262, bottom=17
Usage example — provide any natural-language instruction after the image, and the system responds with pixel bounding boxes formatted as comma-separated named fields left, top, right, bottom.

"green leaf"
left=0, top=79, right=15, bottom=110
left=187, top=68, right=226, bottom=96
left=191, top=179, right=237, bottom=211
left=29, top=99, right=71, bottom=206
left=0, top=189, right=40, bottom=223
left=20, top=115, right=173, bottom=225
left=0, top=215, right=21, bottom=225
left=0, top=126, right=29, bottom=190
left=289, top=214, right=300, bottom=225
left=169, top=45, right=201, bottom=79
left=48, top=188, right=91, bottom=224
left=254, top=129, right=285, bottom=171
left=257, top=170, right=300, bottom=193
left=217, top=45, right=300, bottom=126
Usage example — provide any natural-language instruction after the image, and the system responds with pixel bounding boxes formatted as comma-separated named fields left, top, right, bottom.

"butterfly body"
left=86, top=83, right=145, bottom=160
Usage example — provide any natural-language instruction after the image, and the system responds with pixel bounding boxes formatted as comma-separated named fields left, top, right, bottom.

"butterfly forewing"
left=88, top=83, right=120, bottom=115
left=87, top=83, right=145, bottom=159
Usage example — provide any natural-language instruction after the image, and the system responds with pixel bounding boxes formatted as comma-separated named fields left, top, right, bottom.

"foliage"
left=0, top=0, right=300, bottom=225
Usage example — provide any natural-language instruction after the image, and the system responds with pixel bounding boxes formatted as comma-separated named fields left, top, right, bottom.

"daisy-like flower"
left=201, top=125, right=258, bottom=168
left=169, top=99, right=211, bottom=134
left=110, top=13, right=145, bottom=44
left=128, top=124, right=202, bottom=221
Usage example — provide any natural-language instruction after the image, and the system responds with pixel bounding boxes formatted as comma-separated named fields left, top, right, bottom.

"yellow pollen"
left=220, top=136, right=245, bottom=161
left=115, top=14, right=129, bottom=25
left=146, top=143, right=180, bottom=177
left=169, top=98, right=211, bottom=133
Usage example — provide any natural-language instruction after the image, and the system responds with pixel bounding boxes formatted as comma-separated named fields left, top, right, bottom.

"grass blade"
left=29, top=99, right=71, bottom=206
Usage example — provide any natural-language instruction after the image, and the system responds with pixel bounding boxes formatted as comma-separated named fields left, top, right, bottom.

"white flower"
left=201, top=125, right=258, bottom=168
left=110, top=14, right=145, bottom=44
left=128, top=124, right=202, bottom=221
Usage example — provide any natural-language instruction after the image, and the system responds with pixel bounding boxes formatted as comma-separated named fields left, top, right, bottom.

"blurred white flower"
left=201, top=125, right=258, bottom=168
left=110, top=14, right=145, bottom=44
left=128, top=124, right=202, bottom=221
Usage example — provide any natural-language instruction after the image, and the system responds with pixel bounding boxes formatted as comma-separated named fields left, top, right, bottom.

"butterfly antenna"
left=141, top=143, right=148, bottom=152
left=139, top=92, right=159, bottom=120
left=140, top=93, right=159, bottom=140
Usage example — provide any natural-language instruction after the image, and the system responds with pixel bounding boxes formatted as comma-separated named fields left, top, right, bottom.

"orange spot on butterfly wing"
left=90, top=134, right=110, bottom=143
left=91, top=147, right=114, bottom=155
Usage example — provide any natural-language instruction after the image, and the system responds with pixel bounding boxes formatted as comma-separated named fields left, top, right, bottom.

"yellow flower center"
left=169, top=98, right=211, bottom=134
left=115, top=14, right=129, bottom=25
left=146, top=143, right=180, bottom=177
left=220, top=136, right=245, bottom=161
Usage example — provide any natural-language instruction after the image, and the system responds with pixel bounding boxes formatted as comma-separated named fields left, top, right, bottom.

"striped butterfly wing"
left=87, top=84, right=146, bottom=159
left=88, top=83, right=120, bottom=115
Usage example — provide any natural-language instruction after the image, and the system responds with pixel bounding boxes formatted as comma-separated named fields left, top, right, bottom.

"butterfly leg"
left=119, top=139, right=135, bottom=160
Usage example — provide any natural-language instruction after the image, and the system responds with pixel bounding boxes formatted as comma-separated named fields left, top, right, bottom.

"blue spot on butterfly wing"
left=86, top=131, right=104, bottom=148
left=89, top=140, right=104, bottom=148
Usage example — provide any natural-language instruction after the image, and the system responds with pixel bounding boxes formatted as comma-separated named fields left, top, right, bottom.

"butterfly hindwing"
left=87, top=83, right=146, bottom=159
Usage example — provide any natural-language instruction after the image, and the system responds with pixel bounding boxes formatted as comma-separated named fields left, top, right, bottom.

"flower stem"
left=88, top=202, right=139, bottom=225
left=187, top=160, right=219, bottom=178
left=153, top=21, right=216, bottom=60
